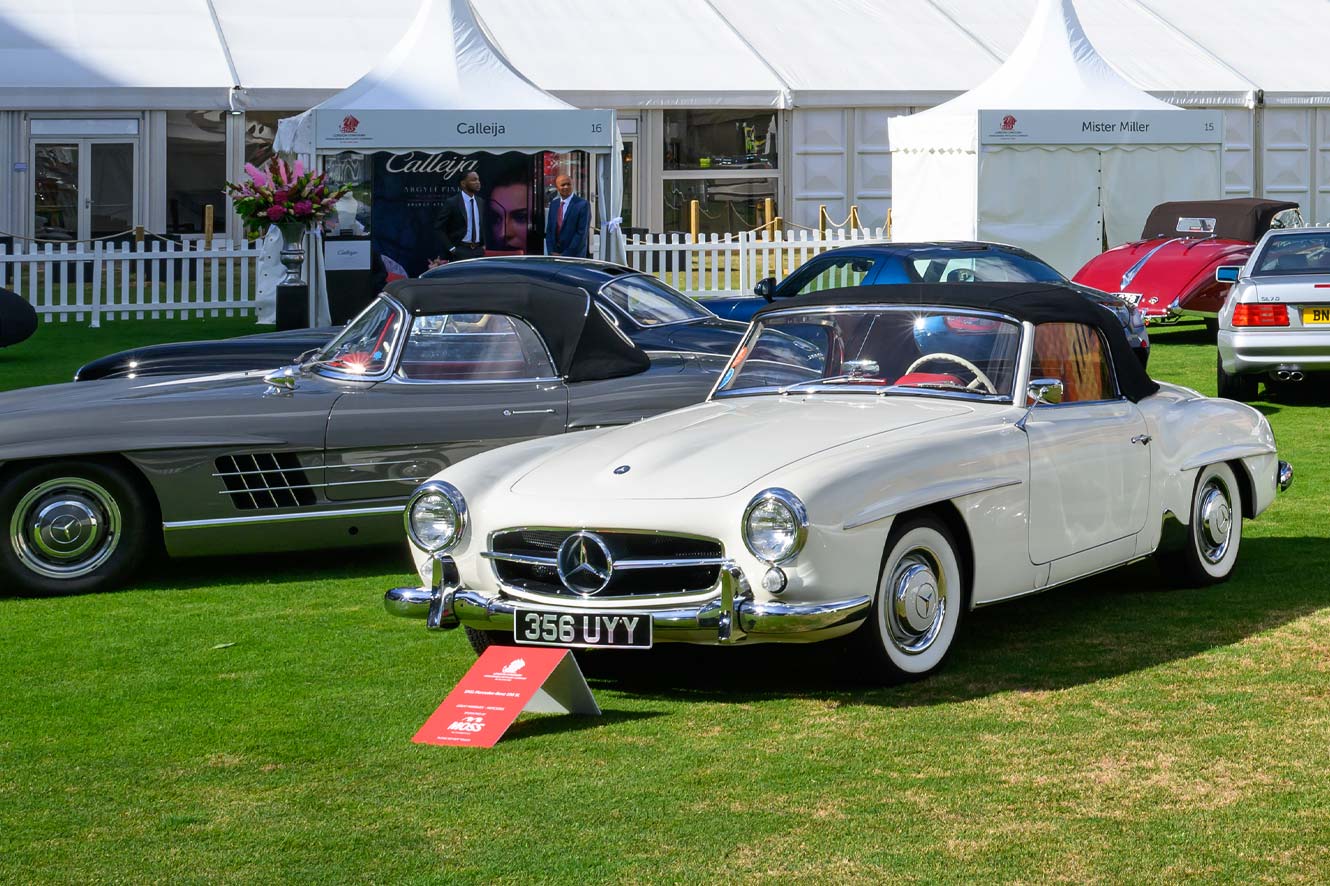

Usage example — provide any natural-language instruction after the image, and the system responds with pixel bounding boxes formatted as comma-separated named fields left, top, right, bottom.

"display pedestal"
left=276, top=283, right=310, bottom=331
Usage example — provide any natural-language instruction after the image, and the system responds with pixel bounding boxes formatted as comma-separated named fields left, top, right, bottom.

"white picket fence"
left=0, top=227, right=891, bottom=326
left=0, top=239, right=261, bottom=326
left=624, top=227, right=890, bottom=296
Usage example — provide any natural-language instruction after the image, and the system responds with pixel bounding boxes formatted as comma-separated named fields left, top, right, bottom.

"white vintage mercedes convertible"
left=386, top=282, right=1292, bottom=681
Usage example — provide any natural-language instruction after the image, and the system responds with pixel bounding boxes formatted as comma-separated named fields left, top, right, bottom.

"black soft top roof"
left=1141, top=198, right=1299, bottom=242
left=753, top=282, right=1158, bottom=402
left=384, top=268, right=649, bottom=383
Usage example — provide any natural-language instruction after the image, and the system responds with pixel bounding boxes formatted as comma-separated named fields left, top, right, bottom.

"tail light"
left=1231, top=304, right=1289, bottom=327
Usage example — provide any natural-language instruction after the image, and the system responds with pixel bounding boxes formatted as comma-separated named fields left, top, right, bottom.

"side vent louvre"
left=214, top=453, right=316, bottom=511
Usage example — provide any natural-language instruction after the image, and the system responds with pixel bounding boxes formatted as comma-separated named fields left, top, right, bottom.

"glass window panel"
left=600, top=275, right=709, bottom=325
left=312, top=296, right=404, bottom=377
left=1254, top=232, right=1330, bottom=275
left=89, top=143, right=135, bottom=238
left=791, top=256, right=878, bottom=296
left=663, top=110, right=778, bottom=171
left=1032, top=322, right=1116, bottom=402
left=399, top=313, right=555, bottom=381
left=244, top=111, right=298, bottom=166
left=33, top=144, right=78, bottom=241
left=323, top=151, right=373, bottom=236
left=663, top=177, right=776, bottom=236
left=166, top=111, right=227, bottom=234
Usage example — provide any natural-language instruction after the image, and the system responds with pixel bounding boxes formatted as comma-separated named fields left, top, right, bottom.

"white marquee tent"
left=270, top=0, right=619, bottom=324
left=888, top=0, right=1222, bottom=275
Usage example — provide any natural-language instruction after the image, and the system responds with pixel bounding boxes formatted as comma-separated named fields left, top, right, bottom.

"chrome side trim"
left=973, top=551, right=1153, bottom=608
left=211, top=459, right=420, bottom=477
left=216, top=476, right=429, bottom=494
left=1181, top=445, right=1277, bottom=472
left=842, top=477, right=1023, bottom=530
left=1121, top=238, right=1185, bottom=291
left=163, top=504, right=404, bottom=531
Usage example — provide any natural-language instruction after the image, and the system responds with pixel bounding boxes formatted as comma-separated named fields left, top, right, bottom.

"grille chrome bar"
left=482, top=551, right=729, bottom=569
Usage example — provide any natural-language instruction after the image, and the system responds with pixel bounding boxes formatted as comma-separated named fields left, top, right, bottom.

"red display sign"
left=413, top=646, right=600, bottom=748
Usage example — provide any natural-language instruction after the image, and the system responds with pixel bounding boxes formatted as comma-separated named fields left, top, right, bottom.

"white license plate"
left=1115, top=292, right=1143, bottom=307
left=513, top=608, right=653, bottom=649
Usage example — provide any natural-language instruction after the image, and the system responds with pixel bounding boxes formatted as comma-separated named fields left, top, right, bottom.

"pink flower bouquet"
left=224, top=157, right=350, bottom=239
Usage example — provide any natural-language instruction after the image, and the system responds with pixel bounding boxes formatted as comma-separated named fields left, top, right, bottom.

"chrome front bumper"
left=385, top=556, right=872, bottom=645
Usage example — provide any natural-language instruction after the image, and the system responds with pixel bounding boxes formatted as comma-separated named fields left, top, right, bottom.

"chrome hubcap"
left=886, top=550, right=947, bottom=655
left=1196, top=479, right=1233, bottom=564
left=10, top=478, right=121, bottom=579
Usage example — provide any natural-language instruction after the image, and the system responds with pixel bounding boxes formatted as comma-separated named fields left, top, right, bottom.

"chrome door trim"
left=163, top=504, right=404, bottom=531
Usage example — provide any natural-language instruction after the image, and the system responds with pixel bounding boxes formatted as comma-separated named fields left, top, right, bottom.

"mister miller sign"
left=978, top=109, right=1223, bottom=146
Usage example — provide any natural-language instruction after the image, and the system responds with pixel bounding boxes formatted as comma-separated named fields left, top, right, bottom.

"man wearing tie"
left=433, top=170, right=487, bottom=265
left=544, top=174, right=590, bottom=258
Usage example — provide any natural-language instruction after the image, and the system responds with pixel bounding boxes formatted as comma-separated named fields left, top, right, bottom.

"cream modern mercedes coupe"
left=386, top=283, right=1291, bottom=682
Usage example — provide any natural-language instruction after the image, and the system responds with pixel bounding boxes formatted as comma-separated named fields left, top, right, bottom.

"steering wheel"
left=903, top=353, right=998, bottom=394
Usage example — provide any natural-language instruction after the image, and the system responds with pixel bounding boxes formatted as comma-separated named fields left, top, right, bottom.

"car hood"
left=0, top=370, right=352, bottom=457
left=510, top=395, right=973, bottom=500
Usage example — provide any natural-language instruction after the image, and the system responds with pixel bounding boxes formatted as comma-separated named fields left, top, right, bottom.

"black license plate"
left=513, top=608, right=653, bottom=649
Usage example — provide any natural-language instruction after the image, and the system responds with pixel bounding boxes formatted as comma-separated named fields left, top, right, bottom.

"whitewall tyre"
left=1160, top=462, right=1243, bottom=587
left=854, top=517, right=964, bottom=683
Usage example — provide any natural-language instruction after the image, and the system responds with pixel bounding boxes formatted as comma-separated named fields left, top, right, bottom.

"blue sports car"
left=697, top=241, right=1149, bottom=365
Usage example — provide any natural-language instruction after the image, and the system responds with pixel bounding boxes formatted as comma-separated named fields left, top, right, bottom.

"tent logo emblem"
left=340, top=114, right=360, bottom=134
left=1001, top=115, right=1017, bottom=132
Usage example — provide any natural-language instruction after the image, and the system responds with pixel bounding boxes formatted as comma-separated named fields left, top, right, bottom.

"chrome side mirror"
left=753, top=277, right=777, bottom=301
left=263, top=365, right=299, bottom=395
left=1215, top=265, right=1241, bottom=284
left=1027, top=377, right=1064, bottom=406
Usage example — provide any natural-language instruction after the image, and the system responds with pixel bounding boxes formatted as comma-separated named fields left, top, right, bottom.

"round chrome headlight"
left=742, top=488, right=808, bottom=564
left=405, top=481, right=467, bottom=554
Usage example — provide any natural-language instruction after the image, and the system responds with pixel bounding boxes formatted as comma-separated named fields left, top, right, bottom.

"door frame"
left=29, top=136, right=141, bottom=241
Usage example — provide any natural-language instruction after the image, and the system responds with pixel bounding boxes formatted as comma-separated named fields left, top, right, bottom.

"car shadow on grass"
left=576, top=535, right=1330, bottom=708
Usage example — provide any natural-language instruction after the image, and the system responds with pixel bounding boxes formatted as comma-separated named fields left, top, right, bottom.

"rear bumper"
left=385, top=556, right=871, bottom=645
left=1218, top=329, right=1330, bottom=374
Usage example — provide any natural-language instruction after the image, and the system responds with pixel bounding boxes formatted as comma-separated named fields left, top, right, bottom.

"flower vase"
left=275, top=222, right=309, bottom=286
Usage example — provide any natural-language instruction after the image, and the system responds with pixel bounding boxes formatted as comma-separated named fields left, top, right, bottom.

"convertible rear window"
left=398, top=314, right=555, bottom=381
left=715, top=307, right=1021, bottom=400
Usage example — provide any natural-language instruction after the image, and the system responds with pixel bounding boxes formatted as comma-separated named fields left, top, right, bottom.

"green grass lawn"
left=2, top=321, right=1329, bottom=883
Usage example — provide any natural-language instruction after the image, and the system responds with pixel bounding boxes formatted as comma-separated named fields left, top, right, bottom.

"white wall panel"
left=851, top=108, right=896, bottom=227
left=1261, top=108, right=1313, bottom=215
left=1316, top=109, right=1330, bottom=224
left=1221, top=108, right=1254, bottom=198
left=791, top=108, right=848, bottom=229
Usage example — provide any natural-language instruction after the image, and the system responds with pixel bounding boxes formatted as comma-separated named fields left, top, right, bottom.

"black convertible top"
left=753, top=281, right=1159, bottom=402
left=1141, top=198, right=1298, bottom=242
left=385, top=266, right=649, bottom=383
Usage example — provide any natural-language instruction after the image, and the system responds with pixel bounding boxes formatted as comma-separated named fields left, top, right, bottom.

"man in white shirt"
left=433, top=170, right=488, bottom=263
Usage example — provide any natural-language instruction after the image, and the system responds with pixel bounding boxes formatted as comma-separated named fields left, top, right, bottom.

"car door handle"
left=1131, top=434, right=1152, bottom=445
left=503, top=408, right=557, bottom=416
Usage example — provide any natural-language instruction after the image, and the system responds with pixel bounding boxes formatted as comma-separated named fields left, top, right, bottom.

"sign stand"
left=413, top=646, right=600, bottom=748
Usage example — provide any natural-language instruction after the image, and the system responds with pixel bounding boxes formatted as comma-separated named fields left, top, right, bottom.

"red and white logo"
left=501, top=658, right=526, bottom=675
left=339, top=114, right=360, bottom=134
left=1000, top=115, right=1017, bottom=132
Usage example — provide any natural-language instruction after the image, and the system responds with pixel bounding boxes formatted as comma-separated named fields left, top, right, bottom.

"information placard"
left=413, top=646, right=600, bottom=748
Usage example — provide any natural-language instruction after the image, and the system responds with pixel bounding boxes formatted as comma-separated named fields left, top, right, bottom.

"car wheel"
left=464, top=626, right=516, bottom=655
left=853, top=516, right=964, bottom=682
left=1159, top=462, right=1243, bottom=588
left=0, top=461, right=153, bottom=595
left=1216, top=353, right=1257, bottom=402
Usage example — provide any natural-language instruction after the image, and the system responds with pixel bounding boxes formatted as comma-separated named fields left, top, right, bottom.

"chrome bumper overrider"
left=1279, top=460, right=1293, bottom=493
left=385, top=556, right=872, bottom=644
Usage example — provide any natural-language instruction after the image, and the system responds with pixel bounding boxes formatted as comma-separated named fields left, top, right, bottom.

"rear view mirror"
left=753, top=277, right=777, bottom=301
left=1215, top=265, right=1241, bottom=284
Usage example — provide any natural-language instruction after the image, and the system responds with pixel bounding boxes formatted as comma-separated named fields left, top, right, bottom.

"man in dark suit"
left=432, top=170, right=487, bottom=265
left=544, top=174, right=590, bottom=258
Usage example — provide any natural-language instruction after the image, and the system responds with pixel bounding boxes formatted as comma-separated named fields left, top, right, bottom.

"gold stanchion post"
left=689, top=199, right=700, bottom=241
left=133, top=225, right=144, bottom=245
left=204, top=205, right=215, bottom=248
left=818, top=204, right=828, bottom=236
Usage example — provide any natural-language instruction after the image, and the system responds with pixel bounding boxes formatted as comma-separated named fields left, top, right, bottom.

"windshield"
left=310, top=296, right=405, bottom=377
left=903, top=251, right=1064, bottom=284
left=1254, top=232, right=1330, bottom=276
left=600, top=275, right=711, bottom=326
left=715, top=307, right=1022, bottom=400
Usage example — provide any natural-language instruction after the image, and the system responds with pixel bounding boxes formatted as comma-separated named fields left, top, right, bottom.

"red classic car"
left=1073, top=199, right=1302, bottom=332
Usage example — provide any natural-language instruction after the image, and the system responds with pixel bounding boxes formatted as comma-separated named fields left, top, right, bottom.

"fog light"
left=761, top=566, right=787, bottom=594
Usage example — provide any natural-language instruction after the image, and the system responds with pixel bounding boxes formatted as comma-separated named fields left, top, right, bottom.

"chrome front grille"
left=486, top=528, right=725, bottom=598
left=214, top=453, right=316, bottom=511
